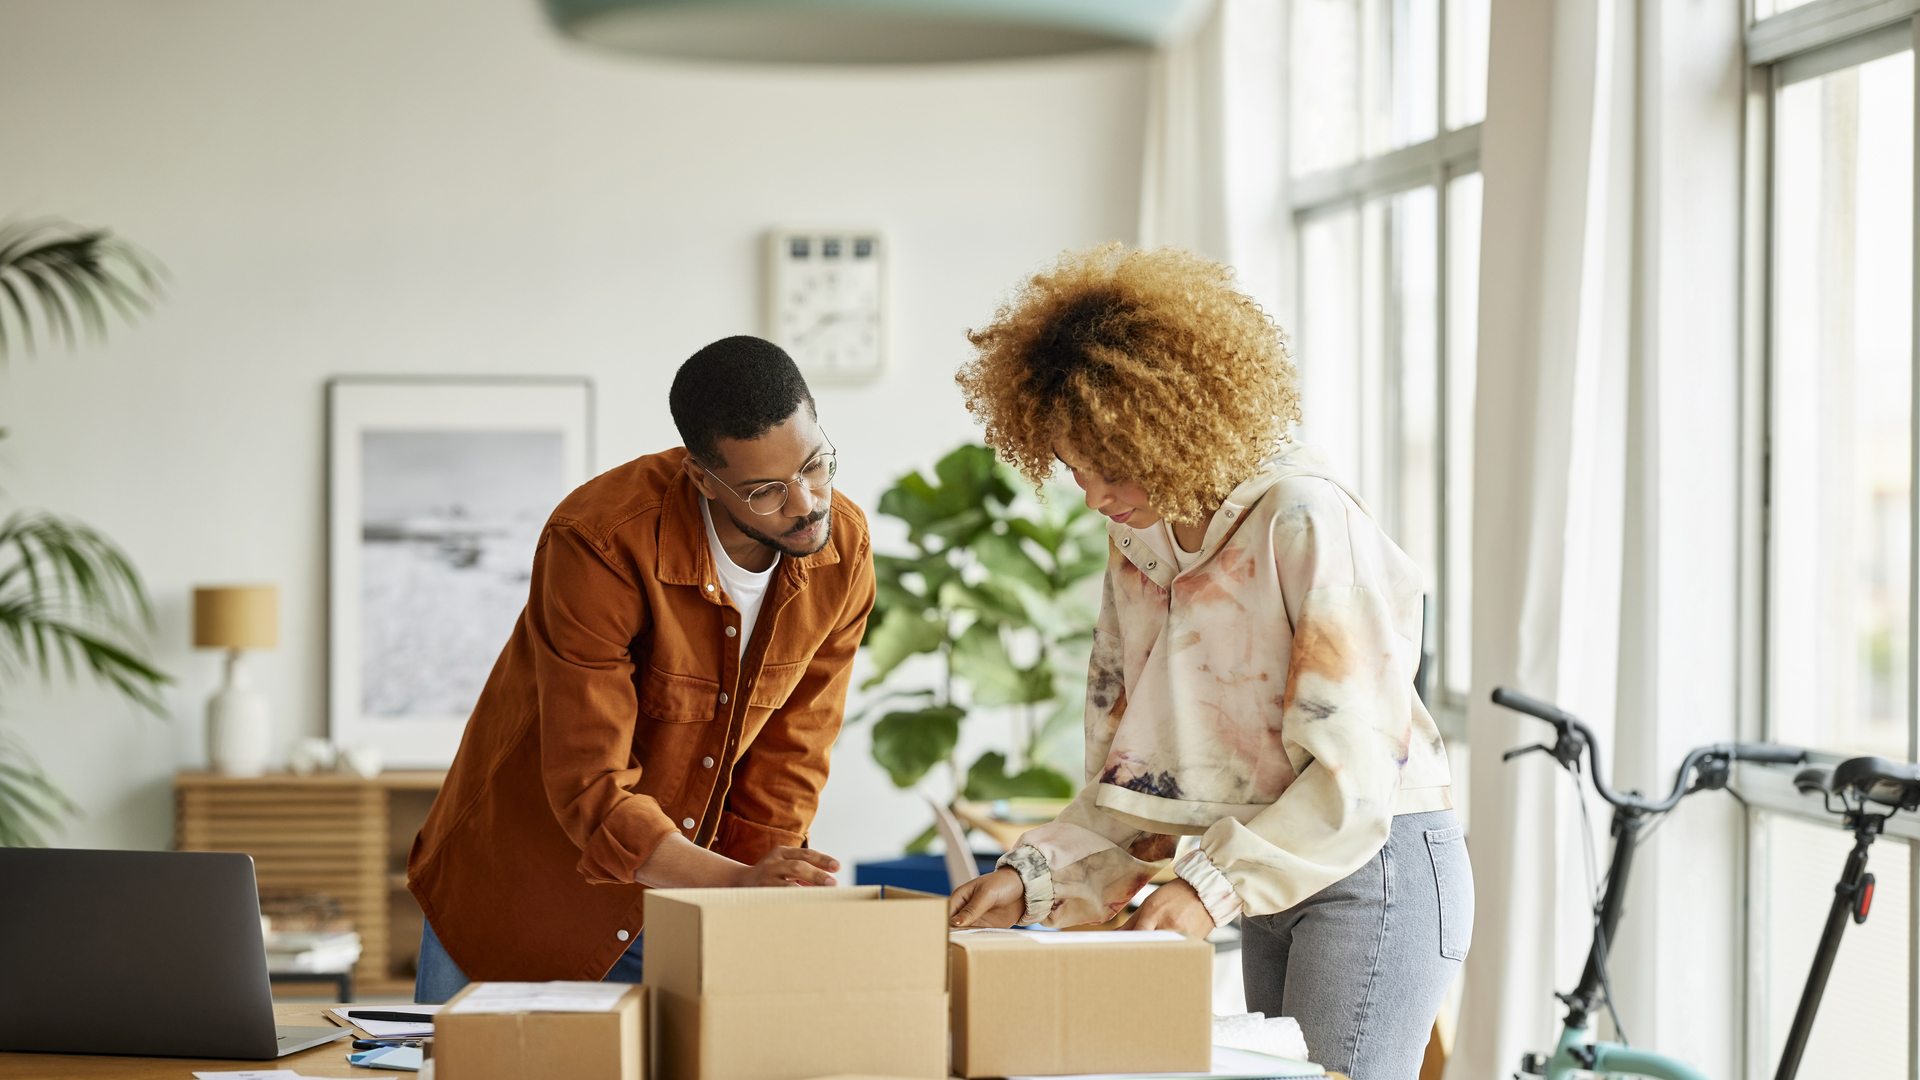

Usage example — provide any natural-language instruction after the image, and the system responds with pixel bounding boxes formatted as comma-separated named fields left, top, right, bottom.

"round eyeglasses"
left=700, top=434, right=838, bottom=516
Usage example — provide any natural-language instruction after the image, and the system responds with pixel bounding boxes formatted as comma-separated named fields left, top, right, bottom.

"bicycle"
left=1488, top=687, right=1920, bottom=1080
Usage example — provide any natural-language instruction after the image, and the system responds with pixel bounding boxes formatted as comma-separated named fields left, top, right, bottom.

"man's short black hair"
left=669, top=335, right=816, bottom=466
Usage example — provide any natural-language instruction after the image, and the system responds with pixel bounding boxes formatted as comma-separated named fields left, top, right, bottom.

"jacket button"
left=725, top=626, right=738, bottom=638
left=1225, top=508, right=1236, bottom=518
left=682, top=817, right=696, bottom=829
left=706, top=583, right=715, bottom=591
left=702, top=756, right=715, bottom=768
left=616, top=929, right=629, bottom=941
left=718, top=692, right=730, bottom=705
left=1121, top=536, right=1130, bottom=546
left=1146, top=560, right=1156, bottom=569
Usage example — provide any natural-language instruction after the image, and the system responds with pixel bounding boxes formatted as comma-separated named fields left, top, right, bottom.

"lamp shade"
left=193, top=586, right=279, bottom=650
left=541, top=0, right=1210, bottom=64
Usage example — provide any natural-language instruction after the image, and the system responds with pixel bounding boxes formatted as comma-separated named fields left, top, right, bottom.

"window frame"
left=1288, top=0, right=1484, bottom=732
left=1739, top=2, right=1920, bottom=1075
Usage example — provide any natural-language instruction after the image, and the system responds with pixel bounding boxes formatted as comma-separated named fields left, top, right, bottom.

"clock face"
left=766, top=231, right=885, bottom=382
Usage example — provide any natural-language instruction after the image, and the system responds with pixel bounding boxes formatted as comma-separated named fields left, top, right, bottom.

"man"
left=407, top=336, right=874, bottom=1000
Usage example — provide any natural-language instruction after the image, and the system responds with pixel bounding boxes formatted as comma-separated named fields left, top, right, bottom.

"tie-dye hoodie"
left=1000, top=443, right=1452, bottom=927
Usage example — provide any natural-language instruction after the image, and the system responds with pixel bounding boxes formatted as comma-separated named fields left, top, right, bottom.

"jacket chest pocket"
left=638, top=666, right=720, bottom=722
left=748, top=659, right=808, bottom=710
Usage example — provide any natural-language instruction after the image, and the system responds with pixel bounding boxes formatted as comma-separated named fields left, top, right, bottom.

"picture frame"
left=327, top=377, right=594, bottom=768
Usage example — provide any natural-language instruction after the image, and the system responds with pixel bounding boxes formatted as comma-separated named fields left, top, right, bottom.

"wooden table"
left=0, top=1003, right=1354, bottom=1080
left=0, top=1004, right=388, bottom=1079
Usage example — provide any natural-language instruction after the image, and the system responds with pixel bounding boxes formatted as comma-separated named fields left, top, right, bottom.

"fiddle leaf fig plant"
left=856, top=444, right=1108, bottom=846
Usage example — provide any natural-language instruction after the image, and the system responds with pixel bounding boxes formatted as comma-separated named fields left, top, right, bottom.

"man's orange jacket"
left=407, top=448, right=874, bottom=981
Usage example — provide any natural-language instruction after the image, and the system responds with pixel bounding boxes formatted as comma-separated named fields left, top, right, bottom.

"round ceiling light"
left=540, top=0, right=1209, bottom=64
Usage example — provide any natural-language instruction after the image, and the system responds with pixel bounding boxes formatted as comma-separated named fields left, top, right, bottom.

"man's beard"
left=723, top=503, right=833, bottom=557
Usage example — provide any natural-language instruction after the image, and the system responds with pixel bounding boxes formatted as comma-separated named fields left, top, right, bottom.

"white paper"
left=1209, top=1046, right=1322, bottom=1077
left=330, top=1005, right=439, bottom=1038
left=192, top=1072, right=312, bottom=1080
left=949, top=928, right=1188, bottom=944
left=1006, top=1044, right=1322, bottom=1079
left=1213, top=1013, right=1312, bottom=1063
left=444, top=980, right=632, bottom=1014
left=1031, top=929, right=1186, bottom=943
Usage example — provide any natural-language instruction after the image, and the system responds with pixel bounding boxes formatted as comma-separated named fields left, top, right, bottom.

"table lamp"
left=193, top=584, right=278, bottom=777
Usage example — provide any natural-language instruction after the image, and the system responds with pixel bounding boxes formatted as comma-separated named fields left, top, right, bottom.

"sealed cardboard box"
left=434, top=981, right=645, bottom=1080
left=949, top=929, right=1213, bottom=1078
left=644, top=885, right=947, bottom=1080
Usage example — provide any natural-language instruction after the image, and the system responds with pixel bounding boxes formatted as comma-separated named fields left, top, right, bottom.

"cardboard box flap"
left=646, top=886, right=945, bottom=997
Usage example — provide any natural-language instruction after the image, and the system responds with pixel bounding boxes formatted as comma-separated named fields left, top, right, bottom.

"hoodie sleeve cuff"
left=1173, top=847, right=1244, bottom=928
left=996, top=845, right=1056, bottom=926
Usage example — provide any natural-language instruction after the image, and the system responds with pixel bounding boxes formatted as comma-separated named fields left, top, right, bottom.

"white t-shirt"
left=1135, top=520, right=1207, bottom=575
left=701, top=498, right=778, bottom=658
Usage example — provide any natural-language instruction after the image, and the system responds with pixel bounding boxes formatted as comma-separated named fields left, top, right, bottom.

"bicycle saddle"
left=1820, top=756, right=1920, bottom=810
left=1793, top=766, right=1832, bottom=795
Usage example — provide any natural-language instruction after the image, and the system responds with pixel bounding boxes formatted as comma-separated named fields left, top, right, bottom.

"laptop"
left=0, top=847, right=353, bottom=1060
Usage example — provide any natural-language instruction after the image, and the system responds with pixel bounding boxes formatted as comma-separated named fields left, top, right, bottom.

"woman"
left=947, top=244, right=1471, bottom=1080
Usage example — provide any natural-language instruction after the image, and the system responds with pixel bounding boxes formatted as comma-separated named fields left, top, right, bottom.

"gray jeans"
left=1242, top=809, right=1472, bottom=1080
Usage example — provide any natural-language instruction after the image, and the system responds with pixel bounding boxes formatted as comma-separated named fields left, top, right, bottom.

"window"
left=1745, top=6, right=1919, bottom=1075
left=1290, top=0, right=1488, bottom=729
left=1769, top=48, right=1913, bottom=763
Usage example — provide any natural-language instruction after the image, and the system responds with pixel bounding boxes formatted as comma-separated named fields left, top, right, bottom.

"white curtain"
left=1137, top=0, right=1288, bottom=317
left=1450, top=0, right=1637, bottom=1072
left=1453, top=0, right=1745, bottom=1075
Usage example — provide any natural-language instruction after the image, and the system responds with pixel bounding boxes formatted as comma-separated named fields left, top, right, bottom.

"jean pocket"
left=1425, top=824, right=1473, bottom=960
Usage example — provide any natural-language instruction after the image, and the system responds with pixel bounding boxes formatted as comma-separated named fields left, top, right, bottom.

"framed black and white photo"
left=328, top=377, right=593, bottom=767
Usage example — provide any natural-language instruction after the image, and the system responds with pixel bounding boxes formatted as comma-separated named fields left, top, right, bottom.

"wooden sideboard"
left=173, top=770, right=444, bottom=998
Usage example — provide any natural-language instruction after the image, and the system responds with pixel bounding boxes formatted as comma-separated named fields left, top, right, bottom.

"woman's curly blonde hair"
left=956, top=243, right=1301, bottom=525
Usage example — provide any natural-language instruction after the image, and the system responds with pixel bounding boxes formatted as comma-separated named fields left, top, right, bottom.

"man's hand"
left=1123, top=879, right=1215, bottom=939
left=948, top=867, right=1028, bottom=928
left=635, top=833, right=838, bottom=889
left=732, top=845, right=839, bottom=887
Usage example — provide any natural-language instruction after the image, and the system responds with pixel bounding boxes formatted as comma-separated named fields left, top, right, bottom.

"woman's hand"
left=733, top=845, right=839, bottom=887
left=1123, top=879, right=1216, bottom=939
left=949, top=867, right=1028, bottom=928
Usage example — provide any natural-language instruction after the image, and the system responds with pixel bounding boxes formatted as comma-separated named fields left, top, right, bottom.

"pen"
left=346, top=1010, right=437, bottom=1024
left=352, top=1038, right=425, bottom=1050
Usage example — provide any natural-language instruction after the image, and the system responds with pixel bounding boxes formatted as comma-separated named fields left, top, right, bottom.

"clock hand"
left=793, top=310, right=857, bottom=346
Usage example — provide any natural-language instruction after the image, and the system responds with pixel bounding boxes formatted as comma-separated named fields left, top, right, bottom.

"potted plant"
left=855, top=443, right=1107, bottom=851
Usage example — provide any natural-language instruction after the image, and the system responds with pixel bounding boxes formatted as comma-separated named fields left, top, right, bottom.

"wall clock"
left=764, top=228, right=886, bottom=383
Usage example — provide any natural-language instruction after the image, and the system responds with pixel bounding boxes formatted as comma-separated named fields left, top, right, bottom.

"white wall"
left=0, top=0, right=1148, bottom=867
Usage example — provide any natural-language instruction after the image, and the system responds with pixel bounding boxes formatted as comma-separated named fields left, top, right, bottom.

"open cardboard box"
left=949, top=930, right=1213, bottom=1078
left=645, top=885, right=948, bottom=1080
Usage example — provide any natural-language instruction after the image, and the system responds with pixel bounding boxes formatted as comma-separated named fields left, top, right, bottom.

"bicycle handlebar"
left=1493, top=686, right=1807, bottom=814
left=1490, top=686, right=1575, bottom=726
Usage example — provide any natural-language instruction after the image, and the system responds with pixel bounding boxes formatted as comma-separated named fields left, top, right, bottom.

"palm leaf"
left=0, top=511, right=171, bottom=716
left=0, top=218, right=165, bottom=359
left=0, top=733, right=80, bottom=848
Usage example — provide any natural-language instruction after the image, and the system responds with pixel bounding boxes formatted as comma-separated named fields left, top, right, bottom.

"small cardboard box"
left=949, top=930, right=1213, bottom=1078
left=644, top=885, right=948, bottom=1080
left=434, top=982, right=645, bottom=1080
